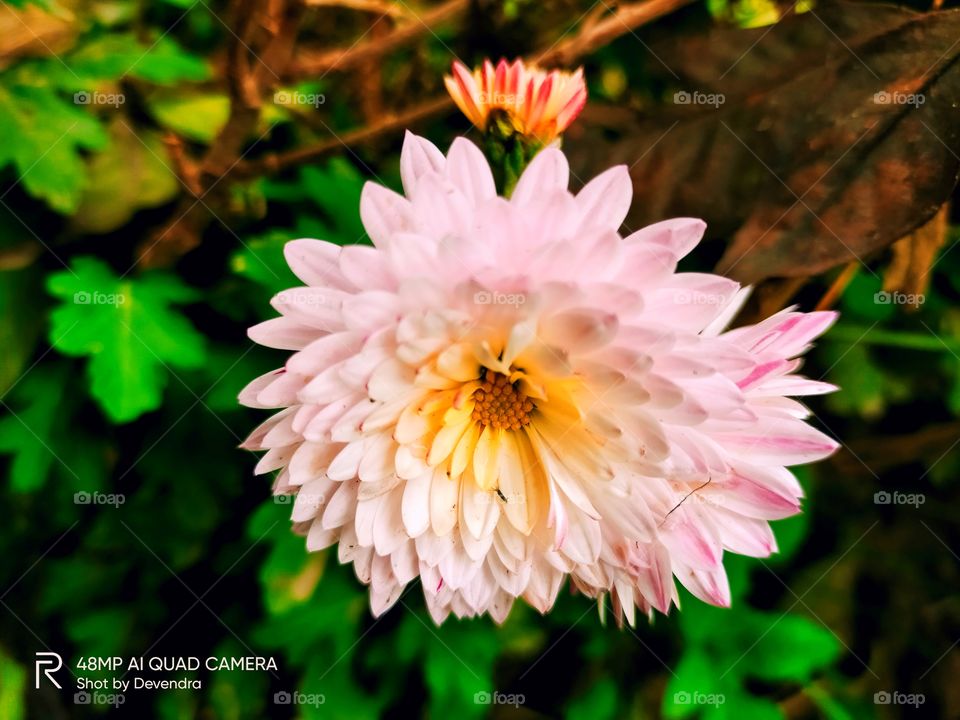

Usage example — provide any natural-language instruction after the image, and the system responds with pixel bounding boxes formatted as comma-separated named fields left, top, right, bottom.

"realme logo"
left=35, top=652, right=63, bottom=689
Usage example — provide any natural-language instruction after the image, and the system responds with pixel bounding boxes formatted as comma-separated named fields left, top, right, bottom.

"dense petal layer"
left=242, top=132, right=839, bottom=626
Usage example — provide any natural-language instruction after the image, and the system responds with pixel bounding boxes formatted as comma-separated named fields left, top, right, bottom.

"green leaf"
left=739, top=613, right=840, bottom=683
left=66, top=607, right=133, bottom=660
left=66, top=34, right=210, bottom=85
left=703, top=691, right=783, bottom=720
left=0, top=368, right=61, bottom=492
left=664, top=648, right=724, bottom=719
left=839, top=272, right=894, bottom=322
left=46, top=257, right=206, bottom=423
left=0, top=649, right=26, bottom=720
left=261, top=160, right=368, bottom=245
left=299, top=160, right=367, bottom=242
left=146, top=91, right=230, bottom=143
left=0, top=364, right=105, bottom=493
left=301, top=654, right=386, bottom=720
left=232, top=161, right=370, bottom=299
left=821, top=343, right=887, bottom=419
left=201, top=345, right=276, bottom=413
left=38, top=557, right=122, bottom=615
left=0, top=266, right=43, bottom=396
left=249, top=503, right=367, bottom=662
left=230, top=229, right=300, bottom=298
left=806, top=684, right=858, bottom=720
left=0, top=82, right=108, bottom=213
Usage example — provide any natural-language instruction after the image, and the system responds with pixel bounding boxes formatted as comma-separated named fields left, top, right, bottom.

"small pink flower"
left=241, top=132, right=839, bottom=625
left=445, top=58, right=587, bottom=143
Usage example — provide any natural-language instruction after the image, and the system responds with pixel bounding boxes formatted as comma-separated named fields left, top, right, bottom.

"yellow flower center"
left=471, top=369, right=534, bottom=430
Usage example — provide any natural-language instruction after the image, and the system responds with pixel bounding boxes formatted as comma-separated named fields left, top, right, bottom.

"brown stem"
left=305, top=0, right=406, bottom=15
left=137, top=0, right=306, bottom=268
left=815, top=261, right=859, bottom=312
left=141, top=0, right=695, bottom=267
left=240, top=0, right=694, bottom=176
left=237, top=95, right=453, bottom=177
left=538, top=0, right=696, bottom=65
left=287, top=0, right=469, bottom=78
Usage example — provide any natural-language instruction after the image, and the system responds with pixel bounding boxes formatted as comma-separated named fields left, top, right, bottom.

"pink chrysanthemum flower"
left=445, top=58, right=587, bottom=144
left=241, top=132, right=839, bottom=625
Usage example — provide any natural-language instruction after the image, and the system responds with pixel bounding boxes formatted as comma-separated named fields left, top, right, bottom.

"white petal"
left=445, top=137, right=496, bottom=204
left=430, top=468, right=460, bottom=536
left=400, top=131, right=445, bottom=197
left=575, top=165, right=632, bottom=233
left=512, top=148, right=569, bottom=205
left=359, top=182, right=414, bottom=248
left=401, top=470, right=432, bottom=537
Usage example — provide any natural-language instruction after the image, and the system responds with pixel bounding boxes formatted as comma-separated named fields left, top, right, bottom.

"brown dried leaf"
left=882, top=202, right=949, bottom=309
left=0, top=2, right=77, bottom=68
left=597, top=2, right=960, bottom=284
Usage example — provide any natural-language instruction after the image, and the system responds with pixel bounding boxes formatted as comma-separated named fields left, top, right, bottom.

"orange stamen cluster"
left=472, top=369, right=534, bottom=430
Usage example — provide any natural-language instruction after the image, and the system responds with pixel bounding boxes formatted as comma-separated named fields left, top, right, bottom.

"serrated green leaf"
left=0, top=82, right=108, bottom=213
left=46, top=257, right=205, bottom=422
